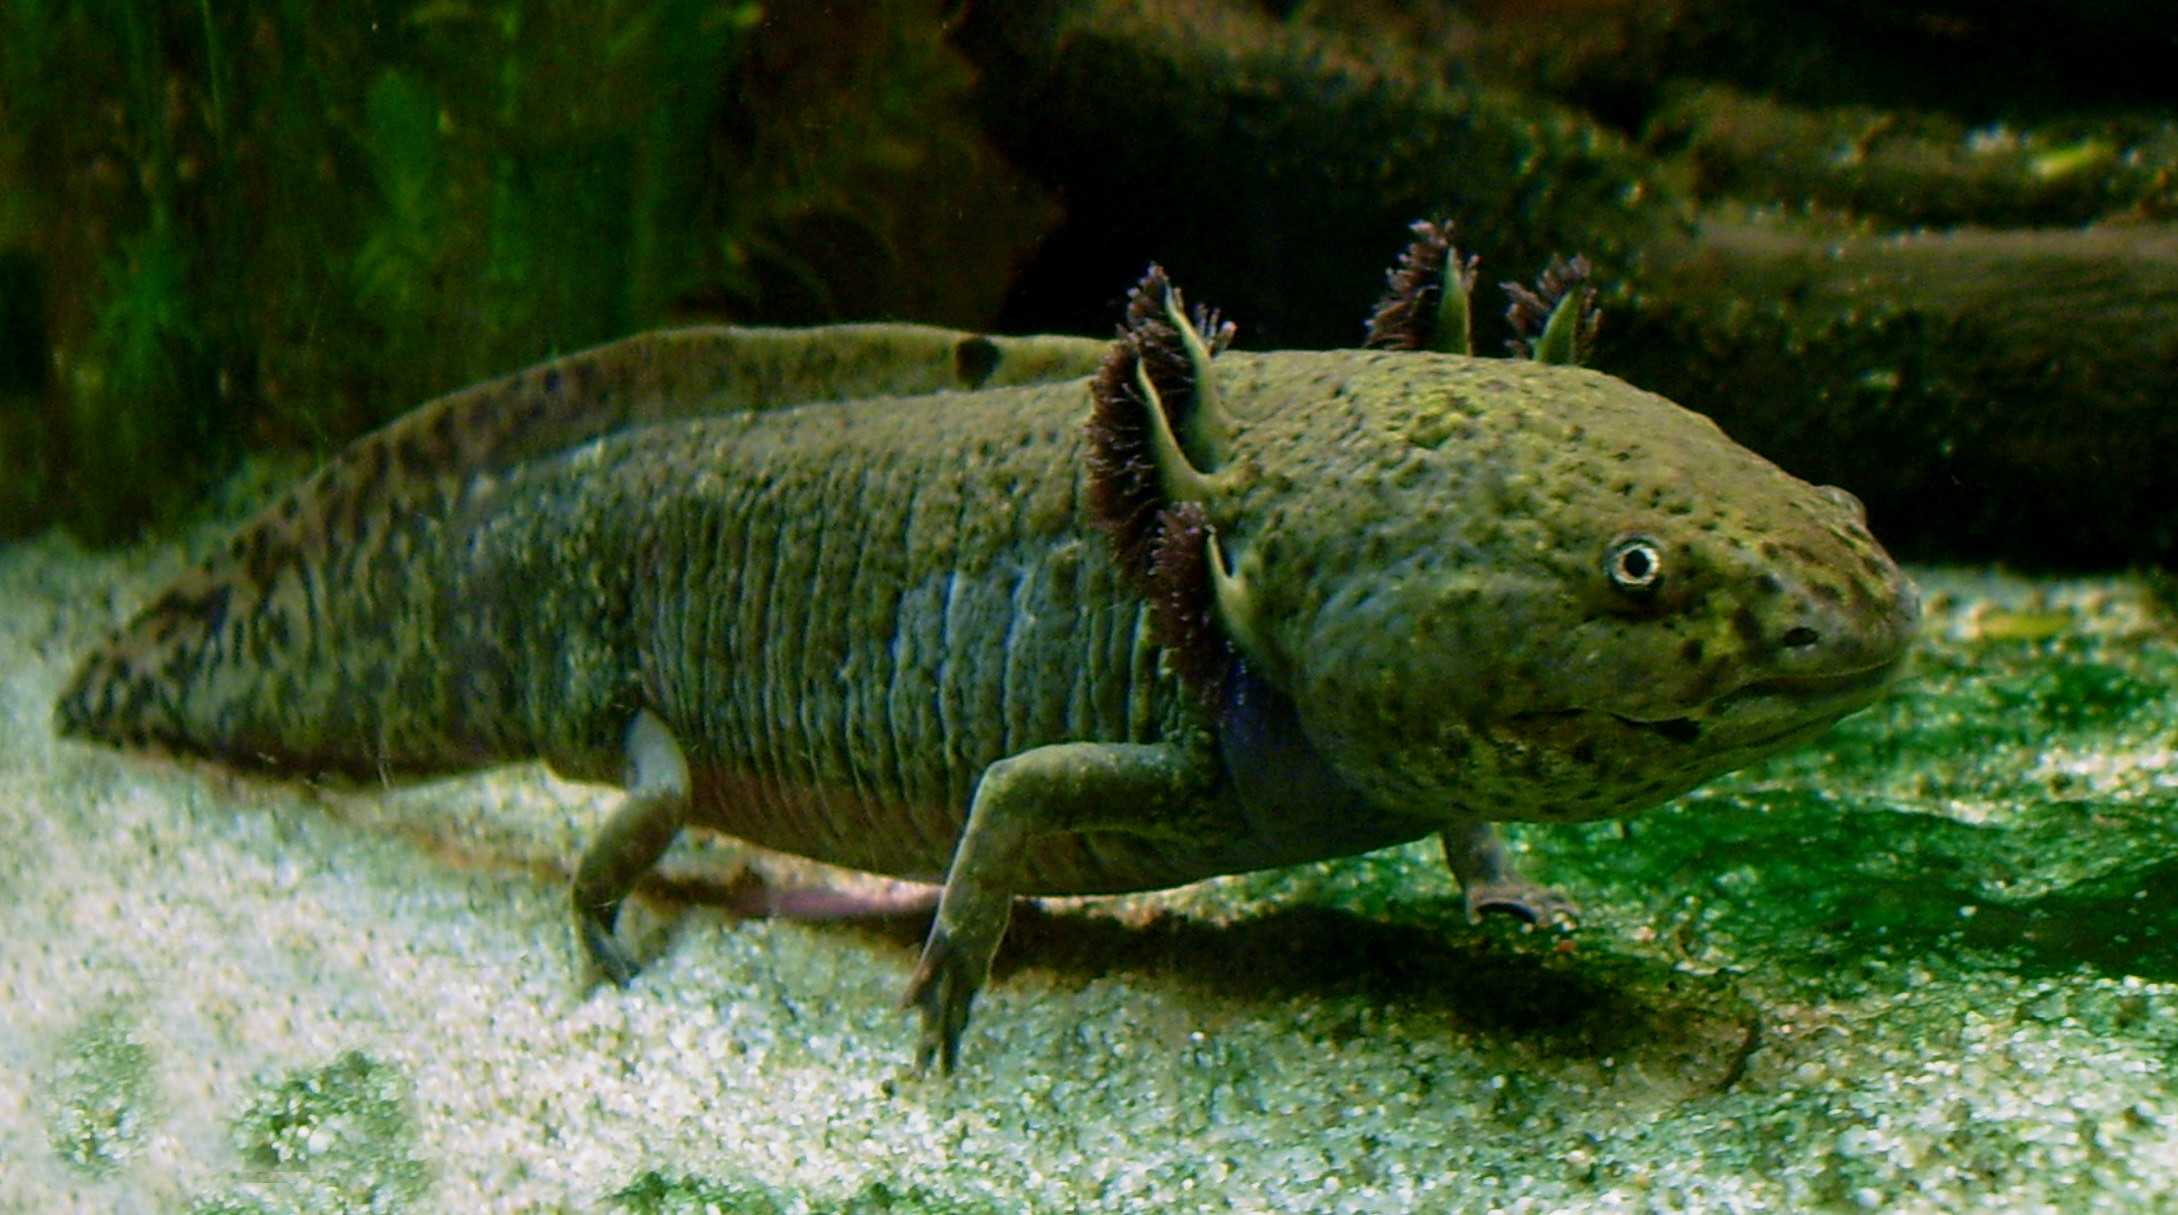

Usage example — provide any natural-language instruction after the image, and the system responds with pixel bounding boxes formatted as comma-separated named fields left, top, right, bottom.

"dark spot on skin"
left=242, top=532, right=280, bottom=587
left=1781, top=626, right=1820, bottom=648
left=1756, top=573, right=1784, bottom=596
left=393, top=435, right=429, bottom=477
left=1654, top=719, right=1700, bottom=744
left=575, top=358, right=602, bottom=391
left=1811, top=582, right=1843, bottom=603
left=426, top=406, right=457, bottom=447
left=1847, top=579, right=1881, bottom=617
left=1679, top=637, right=1706, bottom=665
left=353, top=441, right=389, bottom=494
left=953, top=336, right=1001, bottom=388
left=543, top=367, right=563, bottom=396
left=1731, top=608, right=1762, bottom=645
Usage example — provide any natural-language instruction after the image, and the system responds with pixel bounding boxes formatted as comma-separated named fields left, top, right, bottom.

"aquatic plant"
left=1, top=0, right=1047, bottom=541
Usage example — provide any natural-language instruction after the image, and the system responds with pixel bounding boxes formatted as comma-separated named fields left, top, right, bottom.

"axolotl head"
left=1091, top=271, right=1918, bottom=825
left=1222, top=351, right=1917, bottom=821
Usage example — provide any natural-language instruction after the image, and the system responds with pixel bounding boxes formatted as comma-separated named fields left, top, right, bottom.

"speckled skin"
left=56, top=324, right=1918, bottom=1070
left=1212, top=353, right=1916, bottom=822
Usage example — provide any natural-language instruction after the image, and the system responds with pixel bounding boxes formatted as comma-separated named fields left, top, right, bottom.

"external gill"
left=1365, top=218, right=1479, bottom=355
left=1086, top=266, right=1255, bottom=701
left=1159, top=284, right=1237, bottom=475
left=1367, top=221, right=1601, bottom=366
left=1132, top=361, right=1221, bottom=505
left=1504, top=254, right=1601, bottom=365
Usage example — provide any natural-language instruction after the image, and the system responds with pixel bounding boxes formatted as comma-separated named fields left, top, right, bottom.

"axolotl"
left=56, top=225, right=1918, bottom=1070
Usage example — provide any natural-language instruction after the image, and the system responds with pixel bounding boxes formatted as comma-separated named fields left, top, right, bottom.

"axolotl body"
left=57, top=231, right=1918, bottom=1069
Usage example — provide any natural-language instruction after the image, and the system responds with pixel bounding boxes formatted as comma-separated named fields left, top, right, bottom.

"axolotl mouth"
left=1600, top=650, right=1913, bottom=752
left=1469, top=650, right=1910, bottom=823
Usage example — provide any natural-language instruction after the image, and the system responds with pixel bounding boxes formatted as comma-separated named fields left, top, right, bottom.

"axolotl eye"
left=1604, top=535, right=1665, bottom=599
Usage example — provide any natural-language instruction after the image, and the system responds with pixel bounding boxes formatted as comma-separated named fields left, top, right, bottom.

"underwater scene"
left=5, top=1, right=2178, bottom=1210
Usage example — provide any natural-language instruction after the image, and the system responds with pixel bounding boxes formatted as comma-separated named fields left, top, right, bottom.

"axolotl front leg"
left=908, top=746, right=1580, bottom=1069
left=905, top=739, right=1224, bottom=1073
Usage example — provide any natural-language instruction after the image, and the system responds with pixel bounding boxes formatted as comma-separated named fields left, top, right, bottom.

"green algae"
left=1526, top=569, right=2178, bottom=996
left=1, top=0, right=1052, bottom=542
left=46, top=1007, right=154, bottom=1173
left=612, top=1172, right=1012, bottom=1215
left=190, top=1051, right=428, bottom=1215
left=613, top=1171, right=787, bottom=1215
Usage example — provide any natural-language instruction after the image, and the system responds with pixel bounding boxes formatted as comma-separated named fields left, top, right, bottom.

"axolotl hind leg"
left=905, top=739, right=1222, bottom=1074
left=572, top=709, right=692, bottom=987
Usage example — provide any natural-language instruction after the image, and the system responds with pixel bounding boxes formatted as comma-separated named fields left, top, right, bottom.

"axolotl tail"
left=55, top=322, right=1104, bottom=781
left=51, top=459, right=601, bottom=781
left=51, top=332, right=675, bottom=778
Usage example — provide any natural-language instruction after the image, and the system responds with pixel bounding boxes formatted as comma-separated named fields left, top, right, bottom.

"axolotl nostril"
left=53, top=222, right=1918, bottom=1072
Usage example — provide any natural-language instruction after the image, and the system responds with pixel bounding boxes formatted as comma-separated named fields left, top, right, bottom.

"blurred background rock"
left=4, top=0, right=2174, bottom=563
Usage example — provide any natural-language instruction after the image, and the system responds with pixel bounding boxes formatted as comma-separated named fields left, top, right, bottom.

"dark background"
left=4, top=0, right=2176, bottom=564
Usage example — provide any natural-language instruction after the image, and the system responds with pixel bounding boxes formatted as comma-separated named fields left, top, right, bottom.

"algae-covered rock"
left=958, top=0, right=1677, bottom=350
left=45, top=1008, right=154, bottom=1174
left=958, top=0, right=2178, bottom=566
left=200, top=1051, right=428, bottom=1214
left=1608, top=221, right=2178, bottom=568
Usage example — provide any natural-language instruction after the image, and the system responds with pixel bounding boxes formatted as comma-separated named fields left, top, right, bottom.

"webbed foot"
left=1462, top=875, right=1580, bottom=929
left=579, top=910, right=643, bottom=989
left=1442, top=819, right=1579, bottom=930
left=902, top=930, right=982, bottom=1075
